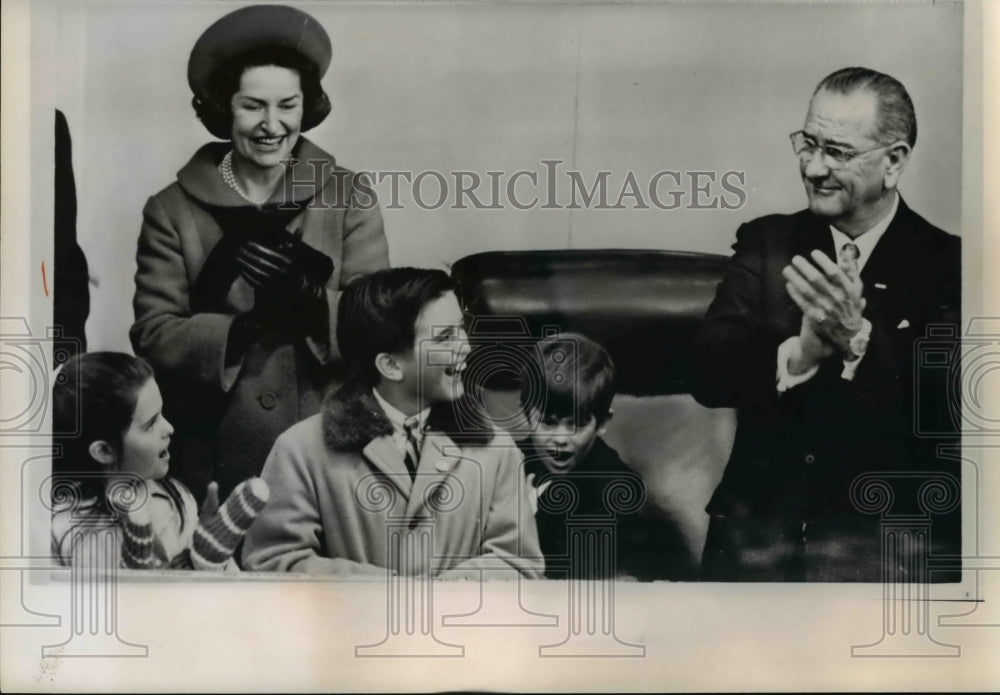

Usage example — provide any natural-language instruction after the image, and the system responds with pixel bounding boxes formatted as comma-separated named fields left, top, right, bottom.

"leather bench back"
left=451, top=249, right=728, bottom=395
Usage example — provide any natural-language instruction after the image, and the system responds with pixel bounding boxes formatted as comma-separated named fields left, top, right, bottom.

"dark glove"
left=235, top=237, right=332, bottom=334
left=236, top=240, right=307, bottom=299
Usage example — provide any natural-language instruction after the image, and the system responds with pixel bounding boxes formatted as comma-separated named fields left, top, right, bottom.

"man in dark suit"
left=691, top=67, right=961, bottom=581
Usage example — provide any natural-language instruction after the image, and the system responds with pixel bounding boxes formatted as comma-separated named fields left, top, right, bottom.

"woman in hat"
left=131, top=5, right=389, bottom=502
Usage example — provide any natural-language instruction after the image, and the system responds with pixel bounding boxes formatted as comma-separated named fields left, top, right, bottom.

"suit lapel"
left=285, top=140, right=344, bottom=265
left=361, top=432, right=466, bottom=514
left=362, top=436, right=413, bottom=499
left=858, top=201, right=912, bottom=320
left=405, top=432, right=463, bottom=519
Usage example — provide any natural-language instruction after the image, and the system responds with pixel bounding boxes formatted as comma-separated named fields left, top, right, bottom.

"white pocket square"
left=897, top=319, right=910, bottom=329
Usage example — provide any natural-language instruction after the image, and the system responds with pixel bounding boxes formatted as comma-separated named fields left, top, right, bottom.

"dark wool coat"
left=131, top=138, right=389, bottom=502
left=522, top=437, right=695, bottom=581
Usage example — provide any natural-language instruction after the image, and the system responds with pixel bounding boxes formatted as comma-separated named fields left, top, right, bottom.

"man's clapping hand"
left=782, top=249, right=867, bottom=373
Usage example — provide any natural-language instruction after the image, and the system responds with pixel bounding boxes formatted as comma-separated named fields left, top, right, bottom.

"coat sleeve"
left=304, top=172, right=389, bottom=365
left=440, top=437, right=545, bottom=579
left=689, top=222, right=785, bottom=409
left=241, top=432, right=387, bottom=576
left=130, top=194, right=241, bottom=392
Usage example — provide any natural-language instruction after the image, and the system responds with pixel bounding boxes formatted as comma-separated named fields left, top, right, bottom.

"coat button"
left=804, top=453, right=816, bottom=464
left=259, top=392, right=277, bottom=410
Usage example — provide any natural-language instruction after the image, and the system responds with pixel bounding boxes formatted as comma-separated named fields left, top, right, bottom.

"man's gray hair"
left=815, top=67, right=917, bottom=148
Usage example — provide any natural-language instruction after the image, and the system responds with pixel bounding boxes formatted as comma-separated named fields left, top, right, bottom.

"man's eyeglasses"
left=789, top=130, right=894, bottom=167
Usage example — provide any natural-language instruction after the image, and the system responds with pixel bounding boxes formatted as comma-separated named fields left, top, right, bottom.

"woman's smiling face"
left=230, top=64, right=304, bottom=170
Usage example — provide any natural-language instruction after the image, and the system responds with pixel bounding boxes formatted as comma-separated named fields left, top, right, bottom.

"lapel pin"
left=874, top=283, right=887, bottom=290
left=897, top=319, right=910, bottom=329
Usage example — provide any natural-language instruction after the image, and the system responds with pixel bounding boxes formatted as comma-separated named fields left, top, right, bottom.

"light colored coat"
left=242, top=381, right=545, bottom=578
left=131, top=138, right=389, bottom=501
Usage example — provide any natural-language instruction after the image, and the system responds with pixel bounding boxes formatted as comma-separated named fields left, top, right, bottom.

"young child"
left=242, top=267, right=543, bottom=578
left=50, top=352, right=269, bottom=570
left=519, top=332, right=690, bottom=581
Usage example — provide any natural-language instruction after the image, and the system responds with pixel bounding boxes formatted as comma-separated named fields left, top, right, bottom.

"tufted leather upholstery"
left=452, top=249, right=729, bottom=395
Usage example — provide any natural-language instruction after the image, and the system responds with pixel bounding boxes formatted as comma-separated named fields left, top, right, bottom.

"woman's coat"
left=131, top=137, right=389, bottom=501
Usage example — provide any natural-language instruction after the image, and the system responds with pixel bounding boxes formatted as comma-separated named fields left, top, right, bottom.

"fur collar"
left=322, top=380, right=495, bottom=452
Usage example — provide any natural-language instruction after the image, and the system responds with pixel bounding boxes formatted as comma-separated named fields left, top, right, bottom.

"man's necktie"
left=402, top=417, right=421, bottom=480
left=839, top=242, right=861, bottom=278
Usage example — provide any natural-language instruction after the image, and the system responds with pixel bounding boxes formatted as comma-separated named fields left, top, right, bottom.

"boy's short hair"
left=520, top=332, right=616, bottom=426
left=337, top=267, right=456, bottom=385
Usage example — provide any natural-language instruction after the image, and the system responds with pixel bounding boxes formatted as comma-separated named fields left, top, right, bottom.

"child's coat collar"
left=321, top=379, right=494, bottom=453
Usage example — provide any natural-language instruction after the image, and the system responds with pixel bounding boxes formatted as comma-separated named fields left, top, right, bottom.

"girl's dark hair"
left=51, top=352, right=184, bottom=522
left=192, top=45, right=331, bottom=140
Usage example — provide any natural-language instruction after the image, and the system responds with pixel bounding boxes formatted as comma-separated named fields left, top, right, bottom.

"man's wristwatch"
left=845, top=318, right=872, bottom=362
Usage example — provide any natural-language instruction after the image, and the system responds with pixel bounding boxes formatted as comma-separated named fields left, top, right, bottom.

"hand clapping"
left=782, top=249, right=867, bottom=366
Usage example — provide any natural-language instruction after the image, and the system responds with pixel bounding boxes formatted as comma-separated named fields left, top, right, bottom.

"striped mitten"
left=190, top=478, right=270, bottom=570
left=121, top=504, right=155, bottom=569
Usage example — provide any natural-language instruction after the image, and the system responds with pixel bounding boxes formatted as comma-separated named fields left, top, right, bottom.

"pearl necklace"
left=219, top=150, right=270, bottom=206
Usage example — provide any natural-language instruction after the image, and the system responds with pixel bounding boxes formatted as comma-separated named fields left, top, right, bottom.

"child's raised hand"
left=198, top=481, right=221, bottom=526
left=190, top=478, right=270, bottom=571
left=164, top=481, right=228, bottom=572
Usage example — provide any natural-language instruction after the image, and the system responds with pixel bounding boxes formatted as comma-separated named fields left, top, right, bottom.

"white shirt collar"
left=372, top=387, right=430, bottom=433
left=829, top=193, right=898, bottom=272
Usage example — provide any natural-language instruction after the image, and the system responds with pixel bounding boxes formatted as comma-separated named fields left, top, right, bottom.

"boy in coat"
left=243, top=267, right=544, bottom=578
left=519, top=333, right=692, bottom=580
